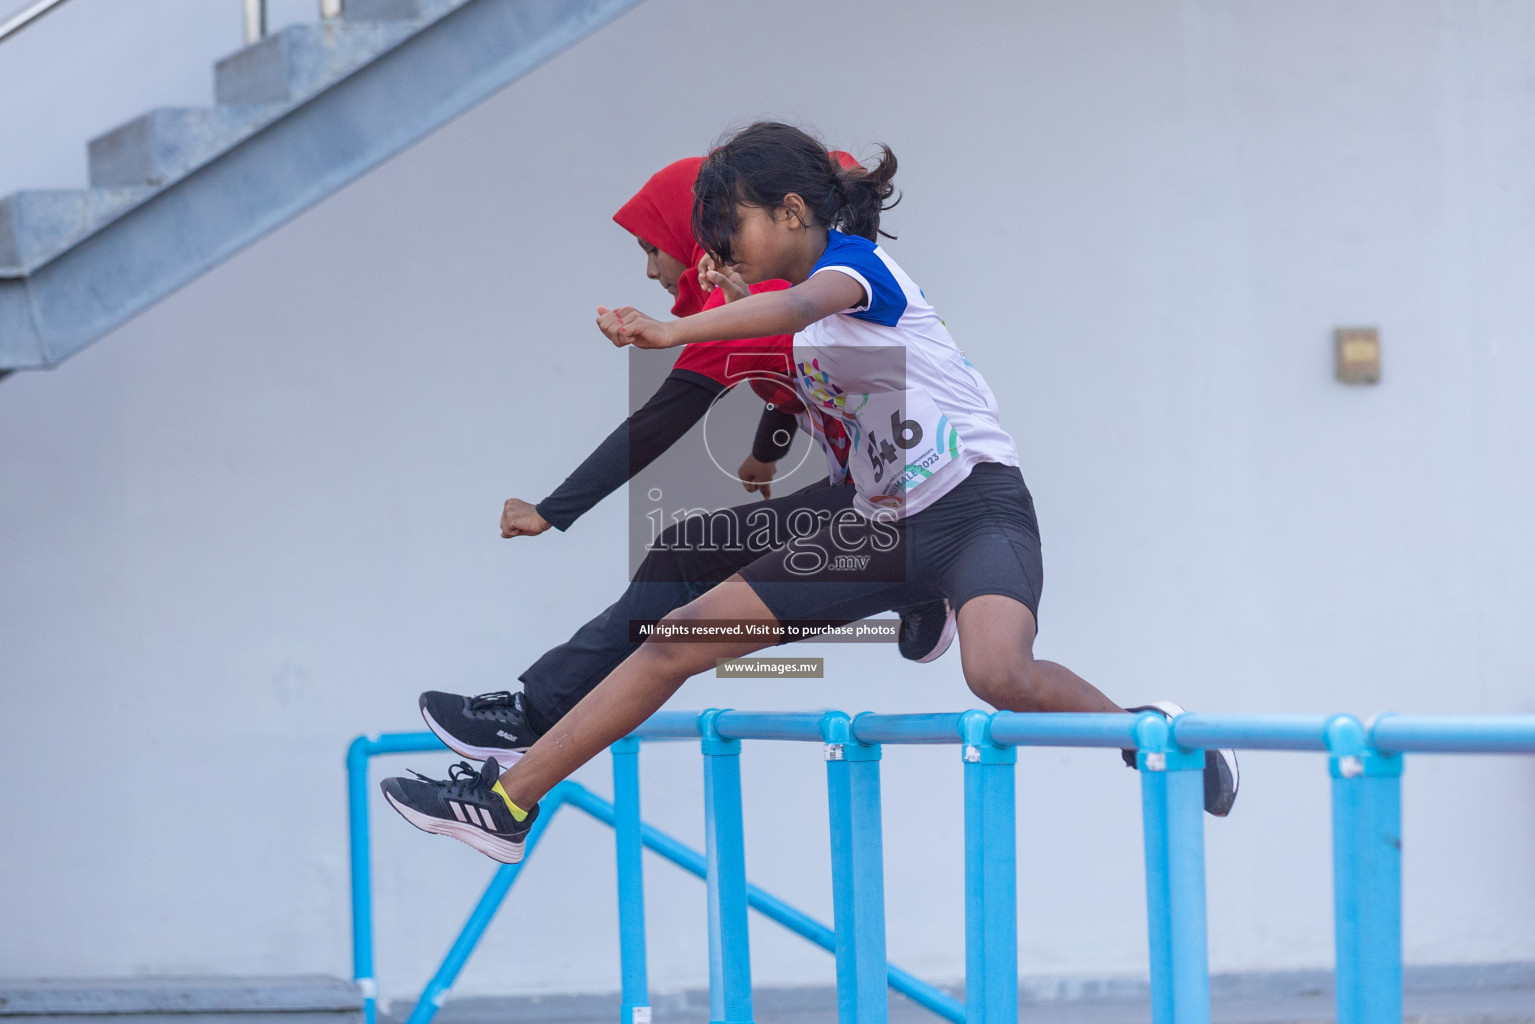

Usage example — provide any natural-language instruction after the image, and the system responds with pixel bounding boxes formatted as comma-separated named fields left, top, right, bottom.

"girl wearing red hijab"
left=415, top=158, right=953, bottom=765
left=497, top=156, right=797, bottom=540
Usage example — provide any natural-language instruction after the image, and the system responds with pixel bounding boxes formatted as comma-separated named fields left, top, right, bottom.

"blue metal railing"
left=346, top=709, right=1535, bottom=1024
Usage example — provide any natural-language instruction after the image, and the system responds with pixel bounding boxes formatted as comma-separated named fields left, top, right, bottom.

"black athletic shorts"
left=737, top=461, right=1043, bottom=633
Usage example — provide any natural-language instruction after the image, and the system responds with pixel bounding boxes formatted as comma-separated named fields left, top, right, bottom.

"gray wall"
left=2, top=0, right=1533, bottom=1001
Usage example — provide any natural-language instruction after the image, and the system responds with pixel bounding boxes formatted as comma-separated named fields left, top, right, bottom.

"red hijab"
left=611, top=151, right=864, bottom=319
left=612, top=157, right=711, bottom=317
left=610, top=152, right=864, bottom=454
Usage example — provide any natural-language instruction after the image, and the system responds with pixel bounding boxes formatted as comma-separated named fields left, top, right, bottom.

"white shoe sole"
left=421, top=706, right=527, bottom=767
left=384, top=790, right=527, bottom=864
left=914, top=602, right=958, bottom=664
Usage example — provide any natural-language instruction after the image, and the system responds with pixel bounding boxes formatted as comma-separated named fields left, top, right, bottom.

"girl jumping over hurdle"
left=416, top=154, right=953, bottom=768
left=383, top=123, right=1238, bottom=862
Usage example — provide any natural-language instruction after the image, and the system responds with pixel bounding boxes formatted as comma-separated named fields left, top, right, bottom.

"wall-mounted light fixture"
left=1335, top=327, right=1381, bottom=385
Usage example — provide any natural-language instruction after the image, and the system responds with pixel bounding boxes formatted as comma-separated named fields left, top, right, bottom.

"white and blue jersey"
left=793, top=230, right=1019, bottom=518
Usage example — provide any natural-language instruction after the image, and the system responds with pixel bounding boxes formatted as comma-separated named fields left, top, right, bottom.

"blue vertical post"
left=822, top=713, right=889, bottom=1024
left=962, top=712, right=1018, bottom=1024
left=612, top=738, right=652, bottom=1024
left=700, top=710, right=754, bottom=1024
left=1325, top=715, right=1403, bottom=1024
left=347, top=737, right=378, bottom=1024
left=1134, top=712, right=1210, bottom=1024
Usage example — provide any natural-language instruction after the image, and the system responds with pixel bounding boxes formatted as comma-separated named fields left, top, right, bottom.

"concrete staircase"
left=0, top=0, right=645, bottom=373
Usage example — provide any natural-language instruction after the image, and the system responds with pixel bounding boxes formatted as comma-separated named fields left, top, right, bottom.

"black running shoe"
left=380, top=758, right=537, bottom=864
left=1122, top=701, right=1240, bottom=817
left=898, top=599, right=957, bottom=663
left=419, top=690, right=538, bottom=764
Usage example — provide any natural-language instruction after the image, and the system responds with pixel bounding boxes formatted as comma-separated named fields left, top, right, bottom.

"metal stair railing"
left=1, top=0, right=648, bottom=371
left=0, top=0, right=73, bottom=46
left=0, top=1, right=344, bottom=48
left=346, top=709, right=1535, bottom=1024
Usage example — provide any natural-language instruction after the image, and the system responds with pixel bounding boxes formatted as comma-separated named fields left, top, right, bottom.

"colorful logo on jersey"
left=937, top=415, right=961, bottom=459
left=797, top=358, right=847, bottom=410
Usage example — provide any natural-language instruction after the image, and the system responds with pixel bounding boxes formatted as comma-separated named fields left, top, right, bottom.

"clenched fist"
left=501, top=498, right=552, bottom=539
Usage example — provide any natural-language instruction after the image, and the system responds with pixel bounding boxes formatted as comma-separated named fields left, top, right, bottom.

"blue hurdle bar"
left=1370, top=713, right=1535, bottom=754
left=348, top=735, right=964, bottom=1024
left=1171, top=714, right=1332, bottom=752
left=351, top=709, right=1535, bottom=1024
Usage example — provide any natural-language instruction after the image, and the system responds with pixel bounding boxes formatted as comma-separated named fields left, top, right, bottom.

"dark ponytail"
left=831, top=142, right=898, bottom=244
left=692, top=122, right=901, bottom=265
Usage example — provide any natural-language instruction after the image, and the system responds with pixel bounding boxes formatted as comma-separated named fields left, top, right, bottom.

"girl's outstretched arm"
left=597, top=270, right=866, bottom=349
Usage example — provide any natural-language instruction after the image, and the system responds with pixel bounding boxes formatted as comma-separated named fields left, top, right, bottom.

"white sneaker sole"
left=421, top=706, right=527, bottom=767
left=384, top=791, right=528, bottom=864
left=914, top=602, right=958, bottom=664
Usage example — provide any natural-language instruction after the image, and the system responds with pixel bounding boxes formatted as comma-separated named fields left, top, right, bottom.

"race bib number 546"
left=850, top=388, right=964, bottom=507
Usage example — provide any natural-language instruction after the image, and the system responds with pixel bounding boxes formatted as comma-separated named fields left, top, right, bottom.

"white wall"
left=2, top=0, right=1533, bottom=999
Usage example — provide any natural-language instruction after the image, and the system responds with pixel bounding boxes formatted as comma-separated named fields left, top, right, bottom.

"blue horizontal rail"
left=988, top=710, right=1146, bottom=748
left=1370, top=713, right=1535, bottom=753
left=1170, top=714, right=1335, bottom=752
left=632, top=710, right=704, bottom=739
left=715, top=710, right=829, bottom=742
left=349, top=708, right=1535, bottom=1024
left=851, top=712, right=968, bottom=745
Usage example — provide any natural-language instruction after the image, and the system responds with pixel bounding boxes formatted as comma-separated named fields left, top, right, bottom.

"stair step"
left=214, top=21, right=417, bottom=107
left=0, top=187, right=153, bottom=275
left=87, top=107, right=276, bottom=188
left=2, top=0, right=647, bottom=370
left=0, top=976, right=363, bottom=1017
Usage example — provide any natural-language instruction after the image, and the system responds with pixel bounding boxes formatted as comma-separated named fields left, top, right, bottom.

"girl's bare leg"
left=955, top=594, right=1125, bottom=713
left=496, top=576, right=777, bottom=808
left=957, top=594, right=1240, bottom=815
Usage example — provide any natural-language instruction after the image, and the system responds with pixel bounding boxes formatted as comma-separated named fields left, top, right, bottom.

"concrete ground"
left=9, top=971, right=1528, bottom=1024
left=398, top=974, right=1535, bottom=1024
left=762, top=989, right=1534, bottom=1024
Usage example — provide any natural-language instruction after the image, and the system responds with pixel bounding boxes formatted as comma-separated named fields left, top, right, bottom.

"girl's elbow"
left=784, top=294, right=823, bottom=333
